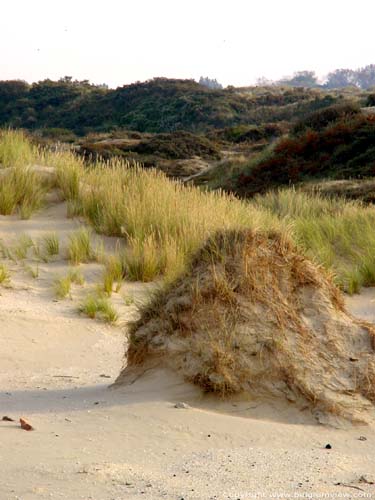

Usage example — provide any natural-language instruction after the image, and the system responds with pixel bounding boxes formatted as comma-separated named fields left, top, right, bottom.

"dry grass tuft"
left=118, top=229, right=375, bottom=422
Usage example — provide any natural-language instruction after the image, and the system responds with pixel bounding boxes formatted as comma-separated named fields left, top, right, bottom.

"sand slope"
left=1, top=205, right=375, bottom=499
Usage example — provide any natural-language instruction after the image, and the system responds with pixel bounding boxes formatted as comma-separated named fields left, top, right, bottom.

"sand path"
left=0, top=204, right=375, bottom=499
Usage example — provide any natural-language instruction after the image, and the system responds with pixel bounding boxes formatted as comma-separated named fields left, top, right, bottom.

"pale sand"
left=0, top=203, right=374, bottom=500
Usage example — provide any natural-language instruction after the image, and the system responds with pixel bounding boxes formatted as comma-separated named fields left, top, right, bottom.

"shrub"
left=292, top=103, right=360, bottom=135
left=234, top=114, right=375, bottom=197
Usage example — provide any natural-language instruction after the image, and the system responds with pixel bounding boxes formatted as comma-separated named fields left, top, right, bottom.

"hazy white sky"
left=1, top=0, right=374, bottom=88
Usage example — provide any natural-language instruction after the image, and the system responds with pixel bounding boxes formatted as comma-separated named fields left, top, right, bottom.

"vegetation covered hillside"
left=222, top=104, right=375, bottom=197
left=3, top=129, right=375, bottom=295
left=0, top=77, right=344, bottom=134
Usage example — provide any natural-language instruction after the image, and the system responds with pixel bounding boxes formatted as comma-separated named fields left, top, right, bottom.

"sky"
left=1, top=0, right=375, bottom=88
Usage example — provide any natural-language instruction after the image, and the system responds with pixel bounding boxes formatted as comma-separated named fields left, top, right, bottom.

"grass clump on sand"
left=54, top=269, right=85, bottom=299
left=118, top=229, right=375, bottom=423
left=54, top=276, right=72, bottom=299
left=23, top=263, right=39, bottom=279
left=68, top=228, right=93, bottom=265
left=13, top=234, right=34, bottom=260
left=68, top=268, right=85, bottom=285
left=43, top=233, right=59, bottom=257
left=102, top=254, right=124, bottom=295
left=0, top=263, right=11, bottom=286
left=79, top=294, right=118, bottom=323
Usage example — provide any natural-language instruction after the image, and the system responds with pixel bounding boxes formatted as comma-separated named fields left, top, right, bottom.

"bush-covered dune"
left=79, top=131, right=221, bottom=162
left=231, top=105, right=375, bottom=197
left=0, top=77, right=344, bottom=134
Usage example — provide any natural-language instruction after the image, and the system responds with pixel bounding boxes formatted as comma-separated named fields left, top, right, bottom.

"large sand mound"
left=117, top=230, right=375, bottom=422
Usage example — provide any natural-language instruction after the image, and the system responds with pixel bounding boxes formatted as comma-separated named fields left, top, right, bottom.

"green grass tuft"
left=0, top=129, right=36, bottom=168
left=23, top=263, right=39, bottom=279
left=0, top=166, right=45, bottom=218
left=0, top=264, right=11, bottom=285
left=54, top=276, right=72, bottom=299
left=13, top=234, right=33, bottom=260
left=43, top=233, right=60, bottom=256
left=79, top=294, right=118, bottom=323
left=68, top=268, right=85, bottom=285
left=102, top=254, right=124, bottom=295
left=68, top=228, right=93, bottom=265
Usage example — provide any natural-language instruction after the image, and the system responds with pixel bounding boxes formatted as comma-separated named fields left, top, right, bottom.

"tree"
left=277, top=71, right=319, bottom=88
left=356, top=64, right=375, bottom=89
left=198, top=77, right=223, bottom=90
left=325, top=68, right=357, bottom=88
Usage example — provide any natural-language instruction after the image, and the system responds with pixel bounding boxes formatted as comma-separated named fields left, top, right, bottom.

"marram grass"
left=3, top=129, right=375, bottom=292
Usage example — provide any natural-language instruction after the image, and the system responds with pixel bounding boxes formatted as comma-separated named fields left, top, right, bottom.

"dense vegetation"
left=3, top=130, right=375, bottom=295
left=79, top=131, right=221, bottom=163
left=230, top=105, right=375, bottom=197
left=0, top=77, right=343, bottom=134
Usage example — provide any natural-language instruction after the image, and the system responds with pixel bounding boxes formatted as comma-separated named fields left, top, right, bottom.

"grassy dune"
left=2, top=129, right=375, bottom=292
left=254, top=189, right=375, bottom=293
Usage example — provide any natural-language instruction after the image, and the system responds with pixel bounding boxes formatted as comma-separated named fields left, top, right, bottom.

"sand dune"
left=0, top=203, right=375, bottom=499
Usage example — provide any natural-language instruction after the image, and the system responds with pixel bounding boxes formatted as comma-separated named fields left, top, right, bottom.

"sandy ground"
left=1, top=203, right=375, bottom=500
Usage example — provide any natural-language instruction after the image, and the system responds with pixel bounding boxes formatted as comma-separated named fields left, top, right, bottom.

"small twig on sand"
left=2, top=416, right=14, bottom=422
left=335, top=483, right=364, bottom=492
